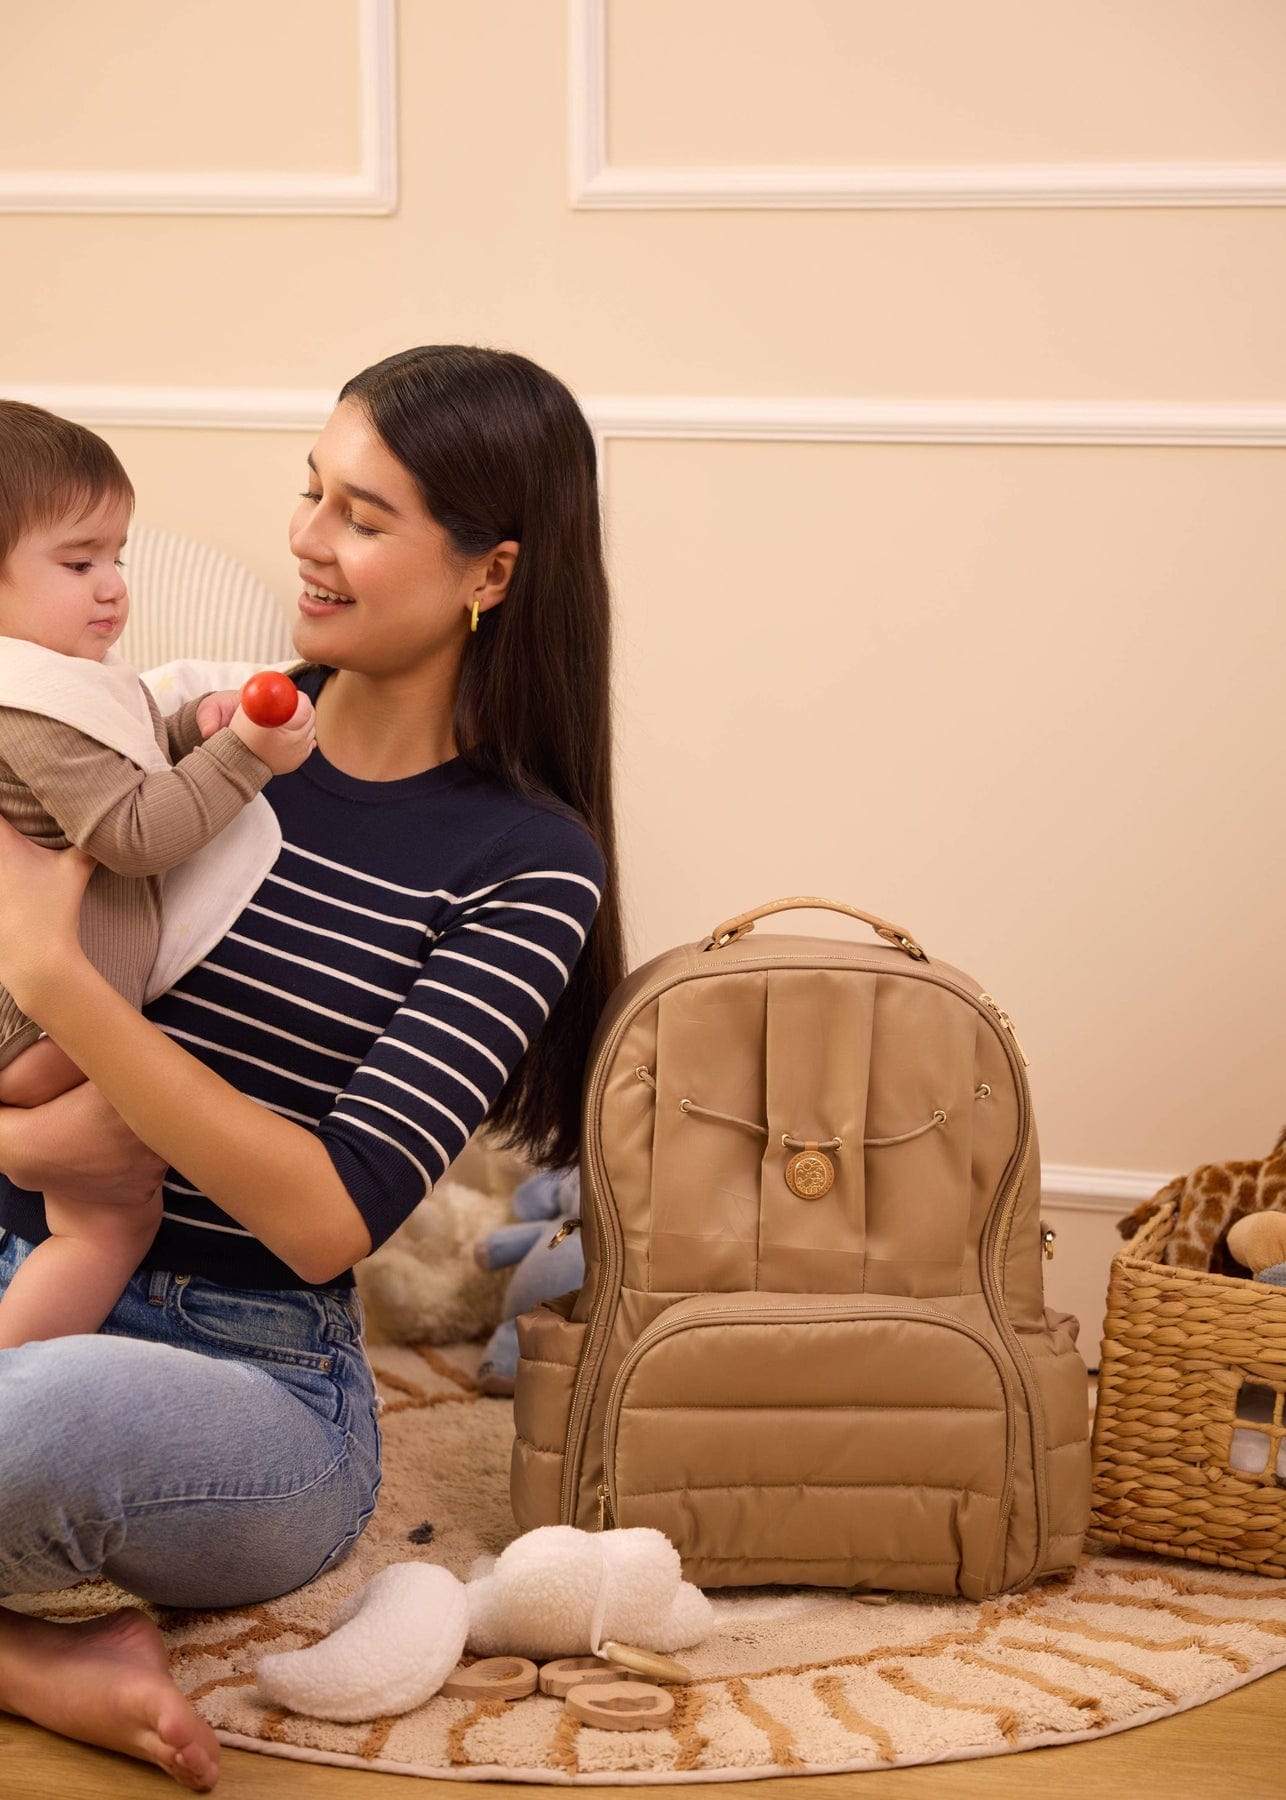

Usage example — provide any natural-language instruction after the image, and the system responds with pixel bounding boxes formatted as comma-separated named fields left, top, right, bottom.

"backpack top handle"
left=702, top=897, right=927, bottom=960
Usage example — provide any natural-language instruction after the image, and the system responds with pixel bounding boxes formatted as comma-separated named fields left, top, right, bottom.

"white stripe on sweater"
left=352, top=1065, right=470, bottom=1143
left=431, top=948, right=549, bottom=1018
left=409, top=979, right=530, bottom=1051
left=469, top=897, right=588, bottom=942
left=331, top=1105, right=440, bottom=1192
left=245, top=902, right=422, bottom=969
left=282, top=840, right=455, bottom=901
left=161, top=1208, right=255, bottom=1237
left=395, top=1007, right=510, bottom=1080
left=455, top=866, right=603, bottom=907
left=197, top=961, right=386, bottom=1037
left=460, top=921, right=570, bottom=981
left=222, top=932, right=405, bottom=1002
left=161, top=1027, right=343, bottom=1097
left=264, top=870, right=429, bottom=933
left=172, top=991, right=363, bottom=1067
left=375, top=1039, right=491, bottom=1110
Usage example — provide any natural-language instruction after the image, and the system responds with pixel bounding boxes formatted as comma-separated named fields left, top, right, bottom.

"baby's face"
left=0, top=493, right=131, bottom=661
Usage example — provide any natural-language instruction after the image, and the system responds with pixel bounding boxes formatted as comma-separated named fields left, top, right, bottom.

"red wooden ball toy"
left=240, top=670, right=298, bottom=728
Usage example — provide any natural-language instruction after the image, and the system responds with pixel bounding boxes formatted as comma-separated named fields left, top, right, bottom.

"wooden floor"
left=4, top=1668, right=1286, bottom=1800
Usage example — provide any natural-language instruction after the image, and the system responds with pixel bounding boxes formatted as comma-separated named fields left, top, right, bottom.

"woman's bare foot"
left=0, top=1604, right=219, bottom=1790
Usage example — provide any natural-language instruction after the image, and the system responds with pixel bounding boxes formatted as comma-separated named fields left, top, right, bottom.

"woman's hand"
left=0, top=1081, right=167, bottom=1205
left=0, top=815, right=94, bottom=1017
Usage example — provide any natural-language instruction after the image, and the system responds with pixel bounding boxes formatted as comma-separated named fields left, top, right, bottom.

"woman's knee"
left=0, top=1331, right=380, bottom=1607
left=0, top=1338, right=143, bottom=1590
left=103, top=1444, right=380, bottom=1609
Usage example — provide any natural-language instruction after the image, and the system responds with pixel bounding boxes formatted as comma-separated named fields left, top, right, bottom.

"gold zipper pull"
left=980, top=994, right=1031, bottom=1066
left=547, top=1219, right=582, bottom=1249
left=597, top=1482, right=613, bottom=1531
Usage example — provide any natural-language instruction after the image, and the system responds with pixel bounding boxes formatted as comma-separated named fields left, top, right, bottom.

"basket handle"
left=702, top=896, right=926, bottom=960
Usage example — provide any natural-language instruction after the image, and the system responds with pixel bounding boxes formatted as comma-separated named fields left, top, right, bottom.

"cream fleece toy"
left=256, top=1526, right=713, bottom=1723
left=354, top=1179, right=511, bottom=1345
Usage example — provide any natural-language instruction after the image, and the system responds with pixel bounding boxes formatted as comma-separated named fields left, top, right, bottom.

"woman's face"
left=288, top=400, right=510, bottom=680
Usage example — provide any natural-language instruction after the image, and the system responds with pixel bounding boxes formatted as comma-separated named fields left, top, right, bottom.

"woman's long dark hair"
left=339, top=346, right=624, bottom=1170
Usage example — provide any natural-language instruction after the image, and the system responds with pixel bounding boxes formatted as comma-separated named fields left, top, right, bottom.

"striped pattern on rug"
left=17, top=1341, right=1286, bottom=1783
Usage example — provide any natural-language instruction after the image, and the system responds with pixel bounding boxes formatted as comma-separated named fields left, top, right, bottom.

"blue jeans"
left=0, top=1230, right=382, bottom=1609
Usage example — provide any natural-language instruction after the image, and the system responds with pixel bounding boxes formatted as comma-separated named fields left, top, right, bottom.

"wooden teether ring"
left=538, top=1655, right=627, bottom=1698
left=440, top=1656, right=539, bottom=1700
left=601, top=1641, right=692, bottom=1684
left=566, top=1681, right=675, bottom=1730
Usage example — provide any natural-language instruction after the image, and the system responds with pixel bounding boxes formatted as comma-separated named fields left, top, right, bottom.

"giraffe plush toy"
left=1116, top=1125, right=1286, bottom=1275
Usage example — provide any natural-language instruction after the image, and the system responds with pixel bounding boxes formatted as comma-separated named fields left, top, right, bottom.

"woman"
left=0, top=346, right=624, bottom=1791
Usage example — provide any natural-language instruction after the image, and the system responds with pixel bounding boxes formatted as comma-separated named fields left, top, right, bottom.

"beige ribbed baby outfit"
left=0, top=688, right=270, bottom=1068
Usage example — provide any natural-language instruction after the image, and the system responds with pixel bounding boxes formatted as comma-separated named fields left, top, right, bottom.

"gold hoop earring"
left=470, top=600, right=480, bottom=633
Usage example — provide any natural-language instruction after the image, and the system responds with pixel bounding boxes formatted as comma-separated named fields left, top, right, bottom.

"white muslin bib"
left=0, top=641, right=289, bottom=1002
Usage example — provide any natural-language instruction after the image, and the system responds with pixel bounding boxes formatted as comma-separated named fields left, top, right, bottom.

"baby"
left=0, top=399, right=314, bottom=1347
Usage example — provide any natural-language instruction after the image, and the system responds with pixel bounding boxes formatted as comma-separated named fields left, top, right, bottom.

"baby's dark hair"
left=0, top=400, right=134, bottom=570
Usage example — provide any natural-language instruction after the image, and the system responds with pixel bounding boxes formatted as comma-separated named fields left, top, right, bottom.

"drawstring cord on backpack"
left=635, top=1065, right=987, bottom=1149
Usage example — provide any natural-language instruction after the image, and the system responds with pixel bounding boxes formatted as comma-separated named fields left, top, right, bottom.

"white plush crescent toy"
left=256, top=1525, right=714, bottom=1723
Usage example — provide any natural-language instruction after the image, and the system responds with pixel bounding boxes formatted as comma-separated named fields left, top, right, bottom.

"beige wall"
left=1, top=1, right=1283, bottom=1256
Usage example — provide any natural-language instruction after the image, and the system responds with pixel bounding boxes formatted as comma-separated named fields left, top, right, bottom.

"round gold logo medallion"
left=785, top=1150, right=835, bottom=1199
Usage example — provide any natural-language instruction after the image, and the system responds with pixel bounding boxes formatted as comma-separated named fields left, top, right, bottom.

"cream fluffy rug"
left=19, top=1340, right=1286, bottom=1783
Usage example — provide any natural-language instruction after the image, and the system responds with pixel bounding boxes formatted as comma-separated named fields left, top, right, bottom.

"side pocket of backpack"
left=510, top=1297, right=588, bottom=1531
left=1021, top=1308, right=1093, bottom=1575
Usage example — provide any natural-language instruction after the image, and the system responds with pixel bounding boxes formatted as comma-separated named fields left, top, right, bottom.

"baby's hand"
left=230, top=691, right=316, bottom=775
left=195, top=689, right=241, bottom=739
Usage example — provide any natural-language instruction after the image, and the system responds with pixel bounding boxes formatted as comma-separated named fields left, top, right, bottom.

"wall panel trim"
left=5, top=385, right=1286, bottom=447
left=570, top=0, right=1286, bottom=210
left=1041, top=1165, right=1171, bottom=1213
left=0, top=0, right=397, bottom=216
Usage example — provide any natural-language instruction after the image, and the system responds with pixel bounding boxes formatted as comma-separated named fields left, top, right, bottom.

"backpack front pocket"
left=511, top=1297, right=587, bottom=1532
left=603, top=1292, right=1016, bottom=1598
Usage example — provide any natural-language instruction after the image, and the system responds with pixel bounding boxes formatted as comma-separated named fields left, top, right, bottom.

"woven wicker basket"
left=1090, top=1196, right=1286, bottom=1575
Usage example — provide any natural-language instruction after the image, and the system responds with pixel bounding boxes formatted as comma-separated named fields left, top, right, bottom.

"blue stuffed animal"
left=474, top=1166, right=582, bottom=1396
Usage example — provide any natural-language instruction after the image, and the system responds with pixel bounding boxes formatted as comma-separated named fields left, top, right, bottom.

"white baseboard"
left=1040, top=1164, right=1170, bottom=1213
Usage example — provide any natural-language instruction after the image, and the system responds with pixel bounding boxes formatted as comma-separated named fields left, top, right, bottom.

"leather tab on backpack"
left=786, top=1142, right=836, bottom=1200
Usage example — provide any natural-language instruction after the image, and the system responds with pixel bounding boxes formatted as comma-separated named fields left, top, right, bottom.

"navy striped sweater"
left=0, top=668, right=606, bottom=1289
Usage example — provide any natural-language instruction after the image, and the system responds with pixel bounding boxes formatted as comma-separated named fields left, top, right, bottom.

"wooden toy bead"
left=565, top=1681, right=675, bottom=1731
left=440, top=1656, right=539, bottom=1701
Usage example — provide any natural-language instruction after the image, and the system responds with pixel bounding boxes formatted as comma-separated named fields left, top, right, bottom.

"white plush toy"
left=257, top=1526, right=713, bottom=1723
left=354, top=1179, right=511, bottom=1345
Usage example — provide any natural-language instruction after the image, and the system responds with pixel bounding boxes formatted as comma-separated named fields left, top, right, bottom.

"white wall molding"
left=0, top=386, right=341, bottom=431
left=583, top=397, right=1286, bottom=448
left=1041, top=1164, right=1171, bottom=1214
left=6, top=385, right=1286, bottom=448
left=570, top=0, right=1286, bottom=211
left=0, top=0, right=397, bottom=216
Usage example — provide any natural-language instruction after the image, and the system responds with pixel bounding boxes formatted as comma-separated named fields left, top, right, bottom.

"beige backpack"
left=511, top=898, right=1091, bottom=1598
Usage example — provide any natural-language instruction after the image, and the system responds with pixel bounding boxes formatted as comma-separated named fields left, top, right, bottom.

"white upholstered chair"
left=117, top=525, right=295, bottom=669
